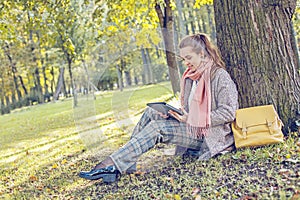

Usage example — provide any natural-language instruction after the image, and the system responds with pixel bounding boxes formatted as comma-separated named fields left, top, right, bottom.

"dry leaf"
left=279, top=168, right=290, bottom=175
left=192, top=188, right=200, bottom=196
left=174, top=194, right=181, bottom=200
left=52, top=163, right=58, bottom=169
left=61, top=159, right=67, bottom=165
left=29, top=175, right=38, bottom=182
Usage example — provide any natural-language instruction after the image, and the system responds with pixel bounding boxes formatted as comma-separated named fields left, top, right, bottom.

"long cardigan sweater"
left=178, top=68, right=239, bottom=159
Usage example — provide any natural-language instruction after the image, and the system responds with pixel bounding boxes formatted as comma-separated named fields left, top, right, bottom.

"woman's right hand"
left=168, top=109, right=188, bottom=122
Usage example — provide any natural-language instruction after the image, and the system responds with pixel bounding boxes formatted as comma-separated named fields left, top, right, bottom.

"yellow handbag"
left=231, top=105, right=284, bottom=148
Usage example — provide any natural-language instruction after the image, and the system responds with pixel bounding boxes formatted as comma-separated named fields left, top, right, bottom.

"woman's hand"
left=157, top=112, right=169, bottom=119
left=168, top=109, right=188, bottom=122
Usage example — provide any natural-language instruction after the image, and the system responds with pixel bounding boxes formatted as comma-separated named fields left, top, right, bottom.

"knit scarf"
left=180, top=59, right=213, bottom=138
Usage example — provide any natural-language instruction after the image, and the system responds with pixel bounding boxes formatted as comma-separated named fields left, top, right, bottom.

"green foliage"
left=293, top=2, right=300, bottom=38
left=194, top=0, right=213, bottom=9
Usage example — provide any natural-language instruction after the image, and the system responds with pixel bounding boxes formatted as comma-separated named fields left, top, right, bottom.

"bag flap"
left=235, top=105, right=279, bottom=128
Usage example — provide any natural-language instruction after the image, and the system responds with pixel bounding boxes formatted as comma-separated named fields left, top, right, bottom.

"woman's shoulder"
left=211, top=67, right=232, bottom=81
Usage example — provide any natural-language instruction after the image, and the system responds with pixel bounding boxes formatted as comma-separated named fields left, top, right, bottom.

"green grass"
left=0, top=81, right=299, bottom=199
left=0, top=82, right=173, bottom=156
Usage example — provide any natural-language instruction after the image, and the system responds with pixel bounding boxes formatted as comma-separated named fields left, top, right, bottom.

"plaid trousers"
left=110, top=107, right=203, bottom=173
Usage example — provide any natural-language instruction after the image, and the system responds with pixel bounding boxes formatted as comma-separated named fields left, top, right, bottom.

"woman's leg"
left=110, top=118, right=202, bottom=173
left=93, top=107, right=166, bottom=170
left=131, top=107, right=166, bottom=137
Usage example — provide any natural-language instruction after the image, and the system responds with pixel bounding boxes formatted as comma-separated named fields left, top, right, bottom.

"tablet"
left=147, top=102, right=183, bottom=115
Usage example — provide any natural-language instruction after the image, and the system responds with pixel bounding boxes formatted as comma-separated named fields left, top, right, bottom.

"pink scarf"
left=180, top=59, right=213, bottom=138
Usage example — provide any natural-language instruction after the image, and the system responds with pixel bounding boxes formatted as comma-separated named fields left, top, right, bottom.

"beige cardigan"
left=179, top=68, right=239, bottom=159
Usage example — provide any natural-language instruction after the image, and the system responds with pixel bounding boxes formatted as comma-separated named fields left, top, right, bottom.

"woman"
left=79, top=33, right=238, bottom=183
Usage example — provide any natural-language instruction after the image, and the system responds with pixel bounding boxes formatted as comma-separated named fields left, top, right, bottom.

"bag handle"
left=242, top=120, right=274, bottom=139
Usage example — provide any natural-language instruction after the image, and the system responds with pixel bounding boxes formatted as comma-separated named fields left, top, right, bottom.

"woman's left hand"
left=168, top=109, right=188, bottom=122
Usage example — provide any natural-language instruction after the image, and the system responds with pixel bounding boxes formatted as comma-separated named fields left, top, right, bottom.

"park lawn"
left=0, top=81, right=299, bottom=199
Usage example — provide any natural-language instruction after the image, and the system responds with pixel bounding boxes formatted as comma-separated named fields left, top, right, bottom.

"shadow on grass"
left=1, top=134, right=299, bottom=199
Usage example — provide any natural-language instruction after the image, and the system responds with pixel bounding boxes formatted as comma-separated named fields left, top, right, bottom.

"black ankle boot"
left=79, top=165, right=120, bottom=183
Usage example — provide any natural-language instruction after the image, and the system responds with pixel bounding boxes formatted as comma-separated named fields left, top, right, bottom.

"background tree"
left=214, top=0, right=300, bottom=132
left=155, top=0, right=181, bottom=94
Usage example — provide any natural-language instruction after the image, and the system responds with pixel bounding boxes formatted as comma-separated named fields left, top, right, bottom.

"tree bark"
left=18, top=75, right=28, bottom=95
left=206, top=5, right=216, bottom=40
left=116, top=65, right=123, bottom=91
left=175, top=0, right=186, bottom=35
left=155, top=0, right=181, bottom=94
left=50, top=66, right=55, bottom=95
left=3, top=43, right=22, bottom=102
left=214, top=0, right=300, bottom=133
left=141, top=48, right=150, bottom=84
left=146, top=49, right=154, bottom=83
left=53, top=67, right=66, bottom=101
left=67, top=59, right=78, bottom=107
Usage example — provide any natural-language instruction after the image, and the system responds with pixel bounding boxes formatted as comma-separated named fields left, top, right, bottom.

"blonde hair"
left=179, top=33, right=225, bottom=69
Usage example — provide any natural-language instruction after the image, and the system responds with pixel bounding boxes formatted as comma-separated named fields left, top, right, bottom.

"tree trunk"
left=50, top=66, right=55, bottom=95
left=175, top=0, right=186, bottom=35
left=5, top=96, right=10, bottom=113
left=42, top=55, right=50, bottom=100
left=116, top=65, right=123, bottom=91
left=124, top=71, right=132, bottom=86
left=141, top=48, right=150, bottom=84
left=29, top=28, right=43, bottom=104
left=188, top=2, right=195, bottom=33
left=0, top=75, right=6, bottom=114
left=82, top=59, right=96, bottom=100
left=155, top=0, right=181, bottom=94
left=53, top=67, right=66, bottom=101
left=146, top=49, right=154, bottom=83
left=18, top=75, right=28, bottom=95
left=3, top=43, right=22, bottom=102
left=182, top=2, right=189, bottom=35
left=34, top=67, right=44, bottom=104
left=214, top=0, right=300, bottom=133
left=206, top=5, right=216, bottom=41
left=67, top=60, right=78, bottom=107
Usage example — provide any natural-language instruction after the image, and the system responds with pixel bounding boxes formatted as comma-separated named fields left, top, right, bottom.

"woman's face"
left=179, top=46, right=205, bottom=72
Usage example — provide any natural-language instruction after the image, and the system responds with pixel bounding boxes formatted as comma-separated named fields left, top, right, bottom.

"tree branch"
left=155, top=3, right=164, bottom=28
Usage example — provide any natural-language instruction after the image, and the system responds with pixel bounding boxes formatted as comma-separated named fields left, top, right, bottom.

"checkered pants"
left=110, top=107, right=203, bottom=173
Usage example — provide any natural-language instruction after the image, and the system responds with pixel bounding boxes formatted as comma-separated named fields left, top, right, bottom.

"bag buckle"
left=242, top=123, right=247, bottom=139
left=266, top=120, right=273, bottom=134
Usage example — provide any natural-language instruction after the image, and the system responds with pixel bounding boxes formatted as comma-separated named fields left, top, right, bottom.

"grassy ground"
left=0, top=82, right=299, bottom=199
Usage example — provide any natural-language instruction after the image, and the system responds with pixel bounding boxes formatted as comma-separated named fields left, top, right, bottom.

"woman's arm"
left=210, top=69, right=239, bottom=126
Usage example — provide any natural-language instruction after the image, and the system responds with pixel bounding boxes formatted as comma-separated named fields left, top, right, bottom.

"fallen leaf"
left=133, top=171, right=145, bottom=176
left=29, top=175, right=38, bottom=182
left=61, top=159, right=67, bottom=165
left=166, top=177, right=174, bottom=186
left=240, top=195, right=256, bottom=200
left=268, top=152, right=273, bottom=158
left=279, top=169, right=290, bottom=175
left=52, top=163, right=58, bottom=169
left=291, top=190, right=300, bottom=200
left=192, top=188, right=200, bottom=196
left=36, top=186, right=44, bottom=191
left=174, top=194, right=181, bottom=200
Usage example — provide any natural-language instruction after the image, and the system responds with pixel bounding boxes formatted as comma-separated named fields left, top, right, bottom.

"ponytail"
left=179, top=33, right=225, bottom=69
